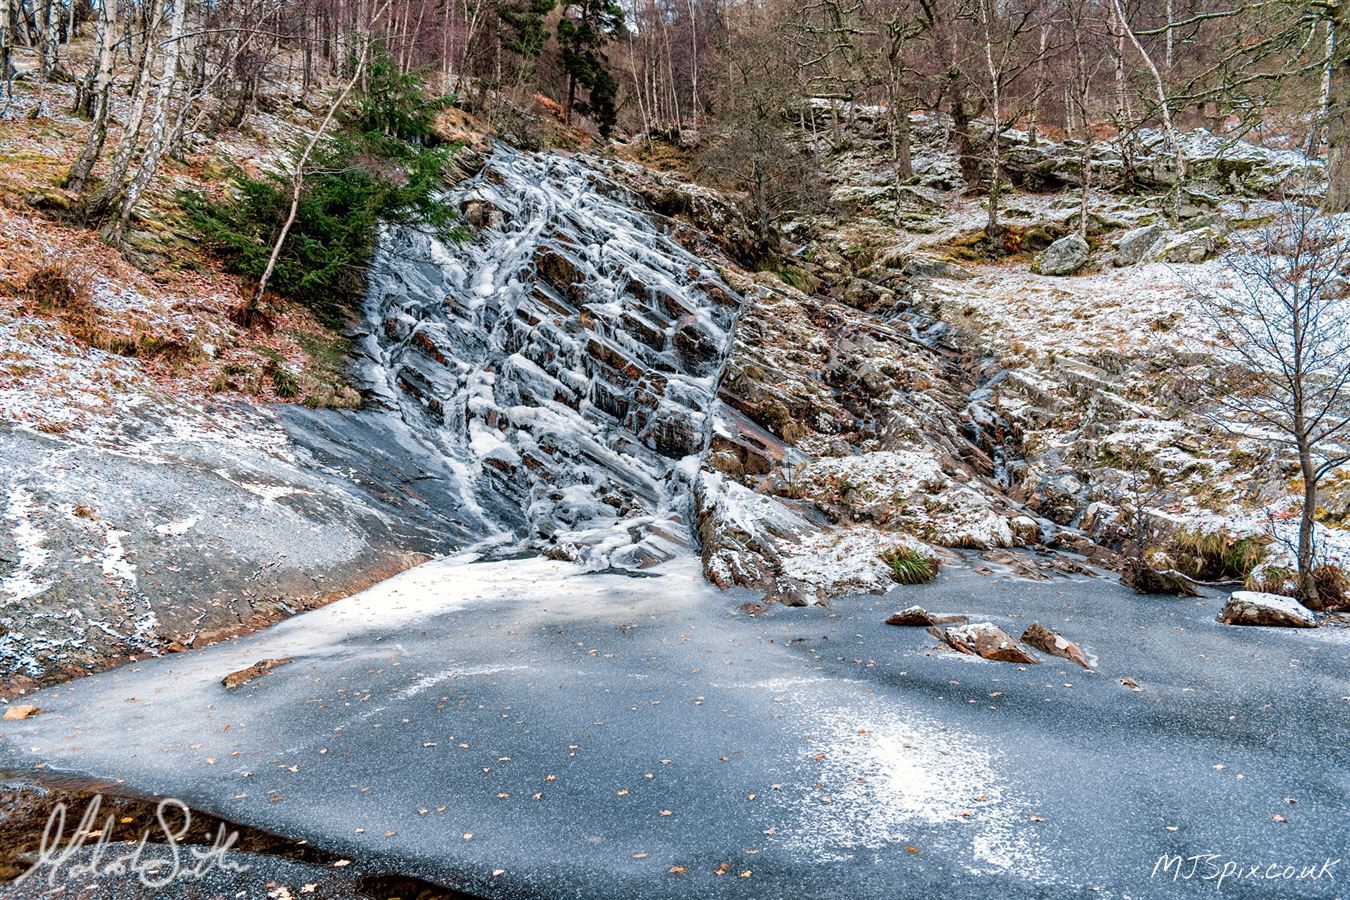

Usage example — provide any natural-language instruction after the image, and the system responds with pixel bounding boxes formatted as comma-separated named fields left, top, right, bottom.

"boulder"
left=222, top=657, right=293, bottom=689
left=1121, top=560, right=1200, bottom=597
left=934, top=622, right=1039, bottom=663
left=1009, top=515, right=1042, bottom=546
left=1218, top=591, right=1317, bottom=628
left=3, top=704, right=41, bottom=720
left=885, top=606, right=968, bottom=627
left=1021, top=623, right=1092, bottom=669
left=764, top=576, right=825, bottom=607
left=1113, top=223, right=1168, bottom=266
left=1160, top=227, right=1221, bottom=264
left=1032, top=234, right=1090, bottom=276
left=887, top=605, right=936, bottom=626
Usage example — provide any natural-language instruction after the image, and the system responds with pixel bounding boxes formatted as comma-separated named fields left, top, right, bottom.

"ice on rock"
left=360, top=147, right=742, bottom=569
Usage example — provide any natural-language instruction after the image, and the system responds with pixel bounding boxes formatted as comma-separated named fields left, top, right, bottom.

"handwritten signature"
left=16, top=794, right=250, bottom=888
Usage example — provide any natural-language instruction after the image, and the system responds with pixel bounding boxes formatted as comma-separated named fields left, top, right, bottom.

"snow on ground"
left=0, top=486, right=50, bottom=602
left=770, top=699, right=1048, bottom=880
left=781, top=527, right=933, bottom=595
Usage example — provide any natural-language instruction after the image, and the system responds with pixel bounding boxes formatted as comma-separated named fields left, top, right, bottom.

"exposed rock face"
left=1021, top=623, right=1091, bottom=669
left=934, top=622, right=1039, bottom=663
left=691, top=263, right=1033, bottom=597
left=1218, top=591, right=1318, bottom=628
left=1033, top=234, right=1090, bottom=276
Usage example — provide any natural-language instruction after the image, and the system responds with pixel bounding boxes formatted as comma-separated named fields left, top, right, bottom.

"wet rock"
left=534, top=247, right=585, bottom=295
left=1021, top=622, right=1092, bottom=669
left=1218, top=591, right=1318, bottom=628
left=463, top=199, right=503, bottom=229
left=1113, top=223, right=1168, bottom=266
left=673, top=316, right=722, bottom=376
left=222, top=657, right=293, bottom=689
left=933, top=622, right=1039, bottom=663
left=1030, top=472, right=1085, bottom=525
left=1032, top=234, right=1090, bottom=276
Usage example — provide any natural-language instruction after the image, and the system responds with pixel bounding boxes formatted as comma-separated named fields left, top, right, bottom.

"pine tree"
left=556, top=0, right=623, bottom=137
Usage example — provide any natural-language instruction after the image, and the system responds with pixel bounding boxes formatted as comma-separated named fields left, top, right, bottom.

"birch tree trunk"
left=1311, top=16, right=1337, bottom=157
left=0, top=0, right=13, bottom=114
left=40, top=0, right=59, bottom=76
left=979, top=0, right=1002, bottom=245
left=66, top=0, right=117, bottom=192
left=1328, top=3, right=1350, bottom=211
left=1112, top=0, right=1186, bottom=215
left=82, top=0, right=161, bottom=218
left=107, top=0, right=187, bottom=244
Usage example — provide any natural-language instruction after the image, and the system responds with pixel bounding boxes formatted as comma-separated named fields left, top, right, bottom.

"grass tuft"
left=880, top=546, right=940, bottom=585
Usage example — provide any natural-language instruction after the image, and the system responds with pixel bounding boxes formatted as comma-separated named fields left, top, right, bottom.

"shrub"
left=1314, top=564, right=1348, bottom=608
left=270, top=365, right=300, bottom=398
left=881, top=546, right=940, bottom=585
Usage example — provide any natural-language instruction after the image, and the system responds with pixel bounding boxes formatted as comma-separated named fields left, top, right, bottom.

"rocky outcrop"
left=364, top=148, right=741, bottom=571
left=1218, top=591, right=1318, bottom=628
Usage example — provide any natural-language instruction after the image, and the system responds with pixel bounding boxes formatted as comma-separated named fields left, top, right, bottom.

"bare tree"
left=1193, top=206, right=1350, bottom=609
